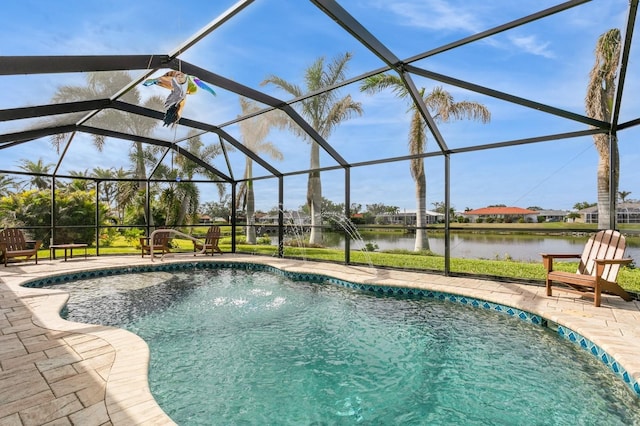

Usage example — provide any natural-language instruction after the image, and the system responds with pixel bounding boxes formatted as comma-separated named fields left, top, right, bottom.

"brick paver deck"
left=1, top=254, right=639, bottom=425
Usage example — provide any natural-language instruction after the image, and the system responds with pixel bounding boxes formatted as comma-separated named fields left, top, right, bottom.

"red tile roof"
left=464, top=207, right=539, bottom=215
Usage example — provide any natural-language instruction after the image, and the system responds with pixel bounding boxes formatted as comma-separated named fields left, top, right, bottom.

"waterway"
left=319, top=232, right=640, bottom=263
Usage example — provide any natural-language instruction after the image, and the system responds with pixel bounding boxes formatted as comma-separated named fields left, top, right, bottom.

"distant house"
left=255, top=211, right=310, bottom=226
left=375, top=210, right=444, bottom=225
left=537, top=209, right=569, bottom=222
left=199, top=214, right=212, bottom=224
left=578, top=202, right=640, bottom=224
left=463, top=206, right=539, bottom=223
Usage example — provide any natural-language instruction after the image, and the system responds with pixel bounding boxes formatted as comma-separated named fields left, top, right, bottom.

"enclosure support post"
left=344, top=168, right=351, bottom=265
left=231, top=182, right=237, bottom=253
left=95, top=180, right=100, bottom=256
left=609, top=133, right=617, bottom=231
left=444, top=154, right=451, bottom=275
left=50, top=176, right=56, bottom=248
left=145, top=180, right=151, bottom=237
left=278, top=177, right=284, bottom=258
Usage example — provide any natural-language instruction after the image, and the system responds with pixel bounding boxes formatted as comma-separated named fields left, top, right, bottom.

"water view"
left=317, top=232, right=640, bottom=263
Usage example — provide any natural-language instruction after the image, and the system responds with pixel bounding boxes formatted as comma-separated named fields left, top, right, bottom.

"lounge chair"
left=140, top=230, right=172, bottom=257
left=541, top=229, right=633, bottom=307
left=0, top=228, right=42, bottom=267
left=193, top=226, right=222, bottom=256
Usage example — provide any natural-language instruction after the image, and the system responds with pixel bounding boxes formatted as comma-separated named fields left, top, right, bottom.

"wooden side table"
left=50, top=243, right=88, bottom=261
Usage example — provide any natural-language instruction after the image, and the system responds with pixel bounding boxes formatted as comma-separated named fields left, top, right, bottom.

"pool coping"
left=1, top=254, right=640, bottom=424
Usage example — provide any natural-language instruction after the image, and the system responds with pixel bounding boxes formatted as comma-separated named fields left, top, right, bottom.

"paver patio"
left=1, top=254, right=639, bottom=425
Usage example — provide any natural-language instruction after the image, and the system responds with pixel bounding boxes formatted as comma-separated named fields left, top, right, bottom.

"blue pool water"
left=49, top=269, right=640, bottom=425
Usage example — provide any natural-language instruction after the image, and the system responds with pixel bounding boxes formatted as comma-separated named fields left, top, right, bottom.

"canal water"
left=319, top=232, right=640, bottom=263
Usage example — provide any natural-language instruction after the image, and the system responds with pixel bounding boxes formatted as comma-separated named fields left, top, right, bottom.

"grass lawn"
left=232, top=242, right=640, bottom=294
left=33, top=228, right=640, bottom=295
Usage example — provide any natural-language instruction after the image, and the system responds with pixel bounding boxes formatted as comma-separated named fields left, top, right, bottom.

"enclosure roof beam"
left=617, top=117, right=640, bottom=131
left=170, top=59, right=350, bottom=167
left=610, top=0, right=638, bottom=133
left=0, top=55, right=171, bottom=75
left=0, top=99, right=113, bottom=122
left=243, top=128, right=604, bottom=181
left=110, top=100, right=283, bottom=178
left=403, top=0, right=590, bottom=64
left=446, top=129, right=603, bottom=155
left=0, top=98, right=281, bottom=181
left=77, top=125, right=232, bottom=182
left=167, top=0, right=254, bottom=59
left=311, top=0, right=399, bottom=67
left=333, top=129, right=605, bottom=171
left=214, top=1, right=591, bottom=131
left=107, top=1, right=256, bottom=127
left=311, top=0, right=449, bottom=153
left=0, top=125, right=77, bottom=145
left=404, top=64, right=609, bottom=129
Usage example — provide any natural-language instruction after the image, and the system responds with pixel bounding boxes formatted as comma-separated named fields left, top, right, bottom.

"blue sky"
left=1, top=0, right=639, bottom=213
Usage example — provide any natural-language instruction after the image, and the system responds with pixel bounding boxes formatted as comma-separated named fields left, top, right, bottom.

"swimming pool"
left=40, top=265, right=640, bottom=425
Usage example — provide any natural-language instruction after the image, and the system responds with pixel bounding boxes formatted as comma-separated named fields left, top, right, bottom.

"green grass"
left=36, top=232, right=640, bottom=294
left=233, top=243, right=640, bottom=294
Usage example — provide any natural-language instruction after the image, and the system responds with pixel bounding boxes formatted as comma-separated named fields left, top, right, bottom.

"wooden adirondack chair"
left=541, top=230, right=633, bottom=307
left=0, top=228, right=42, bottom=267
left=193, top=226, right=222, bottom=256
left=140, top=230, right=172, bottom=257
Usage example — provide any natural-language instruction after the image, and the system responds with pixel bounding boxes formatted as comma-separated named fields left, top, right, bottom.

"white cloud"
left=508, top=34, right=554, bottom=58
left=386, top=0, right=481, bottom=33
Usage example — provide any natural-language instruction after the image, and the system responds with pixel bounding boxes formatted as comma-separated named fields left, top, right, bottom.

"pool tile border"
left=21, top=259, right=640, bottom=399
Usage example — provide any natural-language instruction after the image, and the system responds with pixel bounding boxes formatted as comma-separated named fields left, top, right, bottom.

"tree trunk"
left=596, top=134, right=619, bottom=229
left=414, top=165, right=430, bottom=251
left=308, top=143, right=323, bottom=245
left=596, top=155, right=610, bottom=229
left=134, top=141, right=153, bottom=227
left=246, top=161, right=256, bottom=244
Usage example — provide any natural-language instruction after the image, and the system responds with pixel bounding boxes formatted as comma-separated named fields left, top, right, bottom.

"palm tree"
left=0, top=174, right=18, bottom=198
left=236, top=97, right=285, bottom=244
left=157, top=168, right=192, bottom=227
left=112, top=167, right=135, bottom=225
left=62, top=169, right=92, bottom=192
left=361, top=76, right=490, bottom=250
left=261, top=52, right=363, bottom=245
left=50, top=71, right=165, bottom=225
left=161, top=130, right=224, bottom=227
left=18, top=159, right=53, bottom=190
left=91, top=167, right=118, bottom=210
left=619, top=191, right=631, bottom=203
left=586, top=29, right=621, bottom=230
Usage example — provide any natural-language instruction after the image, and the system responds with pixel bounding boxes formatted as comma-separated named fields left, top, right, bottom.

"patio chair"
left=541, top=229, right=633, bottom=307
left=0, top=228, right=42, bottom=267
left=193, top=225, right=223, bottom=256
left=140, top=230, right=172, bottom=257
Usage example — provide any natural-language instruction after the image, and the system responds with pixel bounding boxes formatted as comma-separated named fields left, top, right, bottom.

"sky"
left=1, top=0, right=639, bottom=213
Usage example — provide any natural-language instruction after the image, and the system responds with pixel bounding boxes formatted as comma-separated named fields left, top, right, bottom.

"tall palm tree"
left=50, top=71, right=165, bottom=225
left=619, top=190, right=631, bottom=203
left=0, top=174, right=18, bottom=198
left=163, top=130, right=224, bottom=227
left=91, top=167, right=118, bottom=210
left=62, top=169, right=92, bottom=192
left=586, top=29, right=621, bottom=230
left=157, top=169, right=192, bottom=227
left=261, top=52, right=363, bottom=245
left=112, top=167, right=135, bottom=224
left=18, top=158, right=53, bottom=190
left=237, top=97, right=285, bottom=244
left=361, top=76, right=490, bottom=251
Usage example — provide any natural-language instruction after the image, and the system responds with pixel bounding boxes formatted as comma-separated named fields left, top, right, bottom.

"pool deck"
left=1, top=254, right=639, bottom=425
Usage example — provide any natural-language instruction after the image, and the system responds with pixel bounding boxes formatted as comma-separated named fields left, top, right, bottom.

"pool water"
left=51, top=269, right=640, bottom=425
